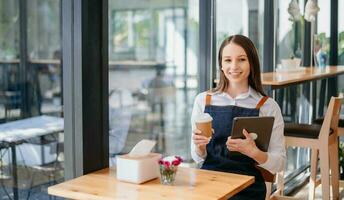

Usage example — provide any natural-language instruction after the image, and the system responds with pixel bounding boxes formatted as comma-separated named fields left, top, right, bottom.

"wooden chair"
left=266, top=173, right=307, bottom=200
left=281, top=96, right=342, bottom=200
left=265, top=171, right=285, bottom=200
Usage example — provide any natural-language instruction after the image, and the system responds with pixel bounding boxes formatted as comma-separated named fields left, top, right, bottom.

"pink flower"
left=158, top=155, right=183, bottom=168
left=175, top=156, right=183, bottom=162
left=172, top=160, right=180, bottom=166
left=163, top=161, right=170, bottom=169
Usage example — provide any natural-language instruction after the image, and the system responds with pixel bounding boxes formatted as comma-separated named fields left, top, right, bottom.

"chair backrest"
left=319, top=96, right=343, bottom=140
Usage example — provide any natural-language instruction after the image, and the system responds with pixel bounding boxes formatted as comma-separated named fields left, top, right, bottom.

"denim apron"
left=201, top=94, right=269, bottom=200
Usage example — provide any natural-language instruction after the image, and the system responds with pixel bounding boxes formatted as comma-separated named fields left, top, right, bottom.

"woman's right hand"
left=192, top=129, right=211, bottom=157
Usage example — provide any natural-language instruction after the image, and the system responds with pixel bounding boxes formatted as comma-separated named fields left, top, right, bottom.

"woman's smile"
left=229, top=71, right=242, bottom=75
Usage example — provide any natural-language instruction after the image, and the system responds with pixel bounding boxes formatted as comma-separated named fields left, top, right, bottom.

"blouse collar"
left=212, top=86, right=262, bottom=100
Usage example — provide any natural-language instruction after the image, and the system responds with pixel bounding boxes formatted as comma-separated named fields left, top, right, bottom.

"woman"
left=191, top=35, right=285, bottom=199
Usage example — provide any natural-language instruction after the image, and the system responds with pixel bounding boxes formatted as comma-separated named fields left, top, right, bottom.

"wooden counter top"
left=48, top=167, right=254, bottom=200
left=261, top=66, right=344, bottom=89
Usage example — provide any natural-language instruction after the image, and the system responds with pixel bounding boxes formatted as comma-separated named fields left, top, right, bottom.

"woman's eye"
left=224, top=59, right=231, bottom=62
left=239, top=58, right=246, bottom=62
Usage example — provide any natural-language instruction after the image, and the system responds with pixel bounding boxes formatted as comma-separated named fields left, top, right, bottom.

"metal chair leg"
left=26, top=171, right=36, bottom=200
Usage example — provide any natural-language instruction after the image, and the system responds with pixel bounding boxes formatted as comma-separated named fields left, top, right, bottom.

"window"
left=276, top=0, right=304, bottom=68
left=0, top=0, right=63, bottom=199
left=108, top=0, right=199, bottom=164
left=27, top=0, right=62, bottom=114
left=216, top=0, right=265, bottom=70
left=339, top=0, right=344, bottom=65
left=0, top=0, right=19, bottom=61
left=339, top=0, right=344, bottom=93
left=315, top=0, right=331, bottom=66
left=275, top=0, right=310, bottom=187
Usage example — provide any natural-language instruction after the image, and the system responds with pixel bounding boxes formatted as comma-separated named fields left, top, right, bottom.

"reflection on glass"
left=339, top=0, right=344, bottom=65
left=315, top=0, right=330, bottom=67
left=0, top=0, right=19, bottom=61
left=338, top=0, right=344, bottom=91
left=216, top=0, right=264, bottom=69
left=275, top=0, right=310, bottom=188
left=108, top=0, right=199, bottom=165
left=276, top=0, right=303, bottom=68
left=0, top=0, right=64, bottom=199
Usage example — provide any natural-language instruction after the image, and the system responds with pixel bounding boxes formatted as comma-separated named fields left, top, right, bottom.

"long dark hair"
left=213, top=35, right=266, bottom=96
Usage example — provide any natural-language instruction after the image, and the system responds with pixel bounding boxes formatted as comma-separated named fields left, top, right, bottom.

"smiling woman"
left=191, top=35, right=286, bottom=200
left=214, top=35, right=266, bottom=97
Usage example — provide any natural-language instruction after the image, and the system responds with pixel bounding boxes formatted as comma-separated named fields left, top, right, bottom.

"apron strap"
left=205, top=94, right=212, bottom=106
left=255, top=96, right=269, bottom=109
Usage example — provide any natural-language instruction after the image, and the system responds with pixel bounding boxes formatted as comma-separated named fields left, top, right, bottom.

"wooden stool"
left=282, top=96, right=342, bottom=200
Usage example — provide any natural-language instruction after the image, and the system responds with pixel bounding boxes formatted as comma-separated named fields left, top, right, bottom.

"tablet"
left=231, top=116, right=274, bottom=152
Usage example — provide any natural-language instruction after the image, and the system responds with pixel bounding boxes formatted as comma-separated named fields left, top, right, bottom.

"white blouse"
left=191, top=87, right=286, bottom=173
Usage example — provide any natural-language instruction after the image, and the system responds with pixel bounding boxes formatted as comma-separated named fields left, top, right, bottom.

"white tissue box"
left=116, top=153, right=162, bottom=184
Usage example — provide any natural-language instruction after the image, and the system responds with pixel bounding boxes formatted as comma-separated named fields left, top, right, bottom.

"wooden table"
left=29, top=59, right=61, bottom=65
left=261, top=66, right=344, bottom=122
left=109, top=60, right=166, bottom=70
left=0, top=115, right=64, bottom=200
left=48, top=167, right=254, bottom=200
left=261, top=66, right=344, bottom=90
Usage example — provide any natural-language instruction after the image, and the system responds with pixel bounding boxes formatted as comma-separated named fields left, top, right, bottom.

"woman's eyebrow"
left=223, top=55, right=247, bottom=58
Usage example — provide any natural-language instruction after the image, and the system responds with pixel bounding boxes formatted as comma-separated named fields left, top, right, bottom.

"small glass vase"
left=159, top=165, right=177, bottom=185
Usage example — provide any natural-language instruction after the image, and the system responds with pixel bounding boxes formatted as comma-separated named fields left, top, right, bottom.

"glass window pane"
left=0, top=0, right=19, bottom=61
left=275, top=0, right=310, bottom=181
left=0, top=0, right=64, bottom=199
left=27, top=0, right=62, bottom=115
left=108, top=0, right=199, bottom=165
left=339, top=0, right=344, bottom=94
left=315, top=0, right=330, bottom=66
left=339, top=0, right=344, bottom=65
left=216, top=0, right=264, bottom=71
left=276, top=0, right=304, bottom=68
left=27, top=0, right=61, bottom=60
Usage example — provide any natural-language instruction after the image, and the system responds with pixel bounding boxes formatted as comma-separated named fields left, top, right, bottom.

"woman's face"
left=221, top=42, right=250, bottom=85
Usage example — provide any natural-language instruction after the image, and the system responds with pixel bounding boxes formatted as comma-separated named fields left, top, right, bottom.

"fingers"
left=193, top=129, right=202, bottom=135
left=242, top=129, right=254, bottom=141
left=226, top=135, right=244, bottom=151
left=192, top=134, right=211, bottom=145
left=193, top=133, right=211, bottom=153
left=226, top=141, right=238, bottom=150
left=226, top=136, right=241, bottom=145
left=192, top=134, right=208, bottom=141
left=242, top=129, right=249, bottom=138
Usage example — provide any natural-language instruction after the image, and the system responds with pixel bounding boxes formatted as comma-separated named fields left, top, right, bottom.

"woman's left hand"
left=226, top=129, right=259, bottom=158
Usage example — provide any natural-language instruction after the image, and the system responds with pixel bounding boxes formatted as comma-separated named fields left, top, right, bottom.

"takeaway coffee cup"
left=194, top=113, right=213, bottom=138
